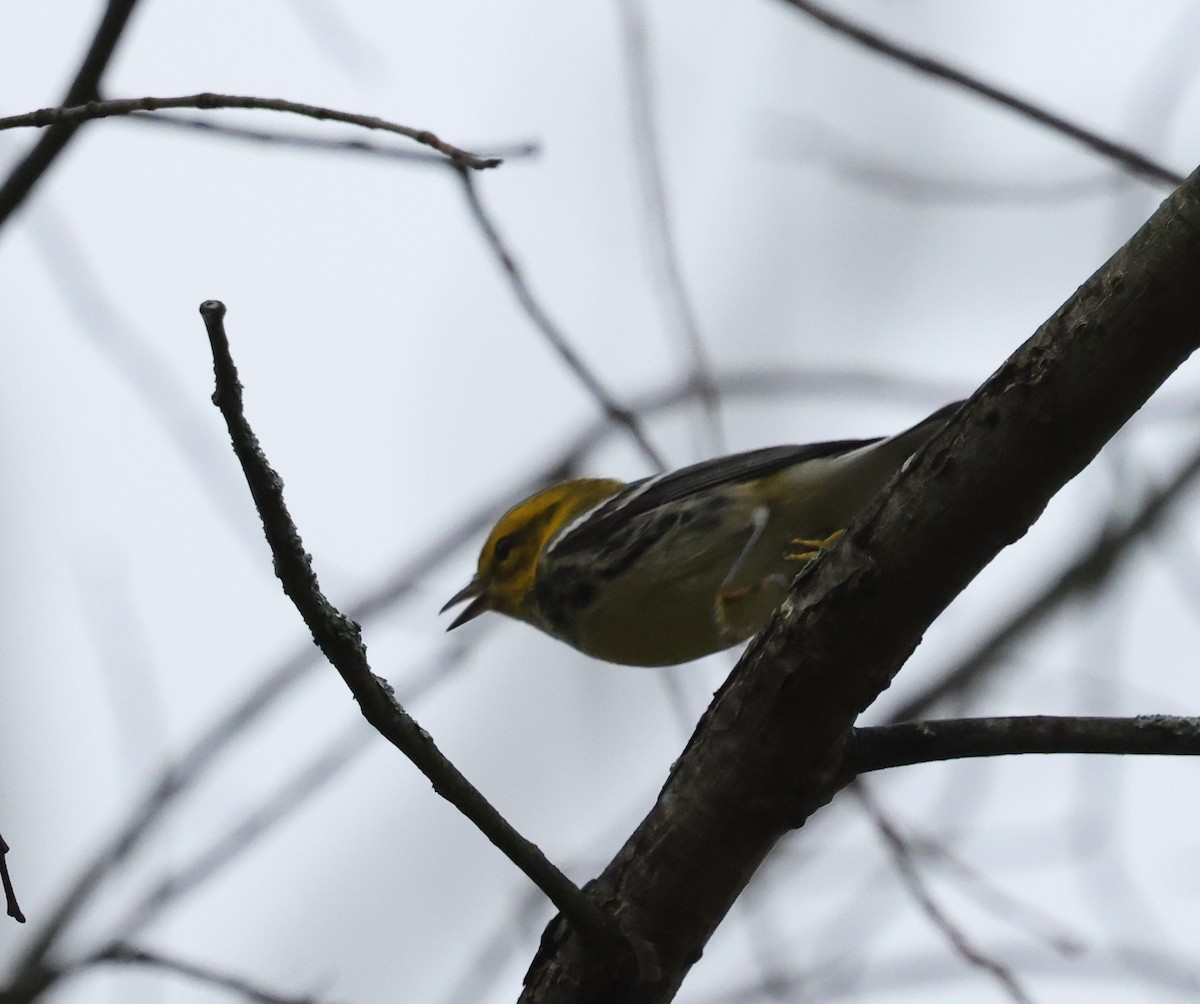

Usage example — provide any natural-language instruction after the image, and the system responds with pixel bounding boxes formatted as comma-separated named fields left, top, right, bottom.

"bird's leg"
left=714, top=506, right=771, bottom=642
left=784, top=528, right=845, bottom=563
left=715, top=580, right=780, bottom=641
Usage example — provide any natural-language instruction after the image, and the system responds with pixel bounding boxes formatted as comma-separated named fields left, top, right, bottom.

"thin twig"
left=0, top=0, right=142, bottom=229
left=616, top=0, right=723, bottom=455
left=856, top=787, right=1033, bottom=1003
left=28, top=203, right=262, bottom=551
left=697, top=940, right=1200, bottom=1003
left=915, top=838, right=1084, bottom=958
left=556, top=367, right=959, bottom=472
left=0, top=94, right=503, bottom=170
left=124, top=111, right=539, bottom=165
left=761, top=113, right=1133, bottom=205
left=120, top=728, right=370, bottom=940
left=1, top=833, right=25, bottom=923
left=777, top=0, right=1184, bottom=187
left=92, top=943, right=324, bottom=1004
left=198, top=300, right=632, bottom=962
left=73, top=556, right=170, bottom=781
left=284, top=0, right=387, bottom=81
left=112, top=640, right=477, bottom=941
left=436, top=885, right=549, bottom=1004
left=851, top=715, right=1200, bottom=774
left=454, top=166, right=668, bottom=471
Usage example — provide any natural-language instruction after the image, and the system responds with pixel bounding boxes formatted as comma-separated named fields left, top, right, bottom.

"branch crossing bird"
left=443, top=402, right=961, bottom=666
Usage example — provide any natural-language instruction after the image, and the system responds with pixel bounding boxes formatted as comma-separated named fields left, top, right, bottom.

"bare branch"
left=700, top=939, right=1200, bottom=1003
left=0, top=0, right=142, bottom=229
left=91, top=943, right=325, bottom=1004
left=852, top=715, right=1200, bottom=774
left=857, top=787, right=1032, bottom=1003
left=198, top=300, right=633, bottom=967
left=904, top=836, right=1084, bottom=959
left=455, top=166, right=668, bottom=472
left=113, top=640, right=476, bottom=941
left=28, top=204, right=263, bottom=551
left=283, top=0, right=387, bottom=80
left=775, top=0, right=1183, bottom=187
left=761, top=114, right=1134, bottom=205
left=123, top=111, right=539, bottom=165
left=557, top=366, right=960, bottom=473
left=0, top=94, right=503, bottom=170
left=119, top=727, right=369, bottom=941
left=616, top=0, right=723, bottom=454
left=436, top=885, right=550, bottom=1004
left=0, top=833, right=24, bottom=924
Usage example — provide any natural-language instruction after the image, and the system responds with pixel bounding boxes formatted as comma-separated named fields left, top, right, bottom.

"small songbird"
left=443, top=402, right=960, bottom=666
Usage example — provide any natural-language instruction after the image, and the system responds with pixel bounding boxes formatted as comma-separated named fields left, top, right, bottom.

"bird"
left=442, top=402, right=960, bottom=666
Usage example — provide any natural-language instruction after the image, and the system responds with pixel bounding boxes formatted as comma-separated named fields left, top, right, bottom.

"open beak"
left=440, top=579, right=491, bottom=630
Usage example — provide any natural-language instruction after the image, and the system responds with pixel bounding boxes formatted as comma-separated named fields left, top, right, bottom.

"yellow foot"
left=784, top=528, right=846, bottom=563
left=715, top=586, right=749, bottom=641
left=714, top=582, right=769, bottom=642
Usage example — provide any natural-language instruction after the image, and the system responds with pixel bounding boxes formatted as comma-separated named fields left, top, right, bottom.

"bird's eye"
left=493, top=534, right=516, bottom=564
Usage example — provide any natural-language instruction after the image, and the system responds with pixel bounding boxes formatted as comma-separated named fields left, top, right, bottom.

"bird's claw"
left=783, top=528, right=846, bottom=563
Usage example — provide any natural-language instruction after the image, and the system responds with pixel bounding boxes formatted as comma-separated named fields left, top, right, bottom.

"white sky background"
left=3, top=2, right=1200, bottom=1003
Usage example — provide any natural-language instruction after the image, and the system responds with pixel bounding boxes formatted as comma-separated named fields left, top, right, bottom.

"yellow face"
left=442, top=478, right=624, bottom=628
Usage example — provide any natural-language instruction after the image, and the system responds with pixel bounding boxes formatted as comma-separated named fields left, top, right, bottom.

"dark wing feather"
left=553, top=436, right=880, bottom=557
left=554, top=400, right=964, bottom=556
left=552, top=400, right=963, bottom=559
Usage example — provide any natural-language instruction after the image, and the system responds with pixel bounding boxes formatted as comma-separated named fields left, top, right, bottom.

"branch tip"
left=1, top=832, right=26, bottom=924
